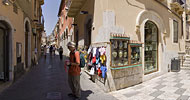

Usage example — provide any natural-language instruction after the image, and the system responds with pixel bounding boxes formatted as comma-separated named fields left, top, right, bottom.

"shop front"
left=84, top=33, right=143, bottom=91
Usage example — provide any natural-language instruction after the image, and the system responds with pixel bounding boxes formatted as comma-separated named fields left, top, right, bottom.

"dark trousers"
left=68, top=75, right=81, bottom=98
left=59, top=53, right=63, bottom=60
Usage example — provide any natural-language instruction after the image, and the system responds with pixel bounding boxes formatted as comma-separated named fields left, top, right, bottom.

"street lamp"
left=80, top=11, right=88, bottom=14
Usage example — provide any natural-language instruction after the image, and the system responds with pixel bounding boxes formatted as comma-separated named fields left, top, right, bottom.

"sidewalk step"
left=182, top=64, right=190, bottom=67
left=181, top=67, right=190, bottom=70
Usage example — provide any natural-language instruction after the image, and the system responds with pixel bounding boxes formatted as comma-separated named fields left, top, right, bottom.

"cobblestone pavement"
left=110, top=70, right=190, bottom=100
left=0, top=54, right=117, bottom=100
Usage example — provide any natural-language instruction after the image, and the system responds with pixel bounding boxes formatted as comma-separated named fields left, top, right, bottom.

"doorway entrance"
left=25, top=21, right=29, bottom=68
left=85, top=19, right=92, bottom=49
left=144, top=21, right=159, bottom=74
left=0, top=23, right=9, bottom=81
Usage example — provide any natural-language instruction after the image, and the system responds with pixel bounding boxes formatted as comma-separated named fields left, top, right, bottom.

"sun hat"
left=67, top=41, right=76, bottom=48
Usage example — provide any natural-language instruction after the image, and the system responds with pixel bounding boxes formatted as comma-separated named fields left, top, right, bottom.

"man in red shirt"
left=66, top=42, right=81, bottom=100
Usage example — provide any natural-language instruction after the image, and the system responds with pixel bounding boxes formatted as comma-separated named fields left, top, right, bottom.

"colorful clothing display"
left=100, top=66, right=107, bottom=78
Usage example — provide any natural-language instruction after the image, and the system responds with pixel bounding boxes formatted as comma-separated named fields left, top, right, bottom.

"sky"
left=42, top=0, right=61, bottom=36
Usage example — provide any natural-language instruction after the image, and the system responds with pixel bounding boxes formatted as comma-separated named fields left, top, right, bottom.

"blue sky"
left=42, top=0, right=61, bottom=36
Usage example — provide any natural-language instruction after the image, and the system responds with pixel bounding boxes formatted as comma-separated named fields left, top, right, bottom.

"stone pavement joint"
left=46, top=92, right=62, bottom=100
left=175, top=88, right=186, bottom=95
left=149, top=90, right=165, bottom=98
left=177, top=95, right=189, bottom=100
left=111, top=70, right=190, bottom=100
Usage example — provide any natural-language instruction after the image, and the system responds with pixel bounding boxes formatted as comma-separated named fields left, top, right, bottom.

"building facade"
left=66, top=0, right=188, bottom=92
left=0, top=0, right=44, bottom=85
left=58, top=0, right=74, bottom=56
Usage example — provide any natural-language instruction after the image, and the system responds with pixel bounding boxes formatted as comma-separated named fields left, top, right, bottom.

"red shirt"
left=68, top=51, right=81, bottom=76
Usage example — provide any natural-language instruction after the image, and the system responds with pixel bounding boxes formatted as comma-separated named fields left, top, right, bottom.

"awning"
left=66, top=0, right=87, bottom=17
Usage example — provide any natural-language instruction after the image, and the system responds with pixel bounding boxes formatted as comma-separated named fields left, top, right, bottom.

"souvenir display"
left=119, top=41, right=123, bottom=49
left=119, top=50, right=123, bottom=58
left=111, top=39, right=129, bottom=66
left=124, top=51, right=127, bottom=58
left=87, top=46, right=108, bottom=79
left=124, top=42, right=128, bottom=48
left=113, top=41, right=118, bottom=49
left=112, top=51, right=117, bottom=58
left=131, top=46, right=140, bottom=64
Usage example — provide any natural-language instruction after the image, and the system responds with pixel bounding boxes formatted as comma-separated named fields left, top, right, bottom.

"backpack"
left=79, top=52, right=85, bottom=68
left=74, top=51, right=85, bottom=68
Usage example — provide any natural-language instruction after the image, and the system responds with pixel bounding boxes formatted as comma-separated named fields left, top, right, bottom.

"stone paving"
left=0, top=54, right=117, bottom=100
left=110, top=70, right=190, bottom=100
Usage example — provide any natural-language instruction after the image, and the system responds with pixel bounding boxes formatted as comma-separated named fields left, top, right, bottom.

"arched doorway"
left=144, top=21, right=158, bottom=74
left=25, top=21, right=29, bottom=68
left=85, top=19, right=92, bottom=49
left=0, top=21, right=10, bottom=81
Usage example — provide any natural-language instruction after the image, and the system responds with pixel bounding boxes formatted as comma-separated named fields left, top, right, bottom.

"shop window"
left=144, top=21, right=158, bottom=74
left=173, top=20, right=178, bottom=43
left=131, top=46, right=140, bottom=64
left=111, top=40, right=129, bottom=66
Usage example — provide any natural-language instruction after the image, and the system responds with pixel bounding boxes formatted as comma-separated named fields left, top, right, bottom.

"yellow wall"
left=0, top=2, right=25, bottom=66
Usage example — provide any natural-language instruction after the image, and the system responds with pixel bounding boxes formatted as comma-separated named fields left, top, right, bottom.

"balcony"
left=170, top=0, right=184, bottom=15
left=65, top=0, right=87, bottom=17
left=39, top=0, right=44, bottom=5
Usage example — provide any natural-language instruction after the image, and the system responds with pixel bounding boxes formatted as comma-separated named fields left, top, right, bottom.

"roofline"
left=58, top=0, right=65, bottom=17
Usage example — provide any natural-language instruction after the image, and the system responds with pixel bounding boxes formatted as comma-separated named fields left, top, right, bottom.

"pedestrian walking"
left=53, top=45, right=56, bottom=56
left=66, top=41, right=81, bottom=100
left=44, top=45, right=47, bottom=59
left=34, top=48, right=38, bottom=65
left=59, top=46, right=63, bottom=60
left=49, top=45, right=53, bottom=57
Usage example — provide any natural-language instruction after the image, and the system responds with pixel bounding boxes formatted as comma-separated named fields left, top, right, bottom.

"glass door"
left=144, top=21, right=158, bottom=74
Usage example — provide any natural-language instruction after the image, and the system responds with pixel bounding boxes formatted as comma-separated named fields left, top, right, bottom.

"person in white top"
left=44, top=45, right=47, bottom=59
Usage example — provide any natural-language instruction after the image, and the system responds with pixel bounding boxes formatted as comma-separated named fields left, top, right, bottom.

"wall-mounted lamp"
left=2, top=0, right=10, bottom=6
left=72, top=24, right=77, bottom=26
left=80, top=11, right=88, bottom=14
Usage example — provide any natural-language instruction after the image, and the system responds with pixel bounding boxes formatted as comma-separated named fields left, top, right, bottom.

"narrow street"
left=0, top=54, right=117, bottom=100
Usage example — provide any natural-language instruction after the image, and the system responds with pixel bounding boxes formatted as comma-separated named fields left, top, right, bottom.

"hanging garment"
left=96, top=57, right=100, bottom=65
left=100, top=54, right=106, bottom=64
left=92, top=56, right=96, bottom=64
left=98, top=68, right=102, bottom=76
left=100, top=66, right=107, bottom=78
left=99, top=47, right=106, bottom=55
left=87, top=46, right=92, bottom=54
left=93, top=47, right=97, bottom=57
left=89, top=67, right=95, bottom=75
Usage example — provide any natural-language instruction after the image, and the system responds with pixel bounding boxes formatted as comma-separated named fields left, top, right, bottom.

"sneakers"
left=74, top=97, right=80, bottom=100
left=68, top=93, right=75, bottom=97
left=68, top=93, right=80, bottom=100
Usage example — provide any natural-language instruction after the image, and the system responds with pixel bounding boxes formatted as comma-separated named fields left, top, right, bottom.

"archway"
left=144, top=21, right=159, bottom=74
left=0, top=21, right=11, bottom=81
left=25, top=21, right=29, bottom=68
left=24, top=17, right=31, bottom=69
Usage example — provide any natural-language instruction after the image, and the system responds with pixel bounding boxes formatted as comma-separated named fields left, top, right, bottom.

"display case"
left=110, top=39, right=129, bottom=67
left=130, top=45, right=141, bottom=64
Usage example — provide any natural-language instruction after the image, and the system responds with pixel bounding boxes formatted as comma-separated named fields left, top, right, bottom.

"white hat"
left=67, top=41, right=76, bottom=48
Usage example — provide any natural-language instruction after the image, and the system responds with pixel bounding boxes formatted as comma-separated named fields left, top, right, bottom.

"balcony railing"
left=39, top=0, right=44, bottom=5
left=170, top=0, right=184, bottom=15
left=65, top=0, right=87, bottom=17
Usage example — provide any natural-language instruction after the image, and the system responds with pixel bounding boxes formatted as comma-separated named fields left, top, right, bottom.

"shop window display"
left=131, top=46, right=140, bottom=64
left=111, top=39, right=129, bottom=66
left=144, top=21, right=158, bottom=74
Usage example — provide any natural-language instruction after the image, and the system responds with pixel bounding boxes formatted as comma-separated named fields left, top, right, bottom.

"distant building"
left=0, top=0, right=44, bottom=89
left=58, top=0, right=74, bottom=56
